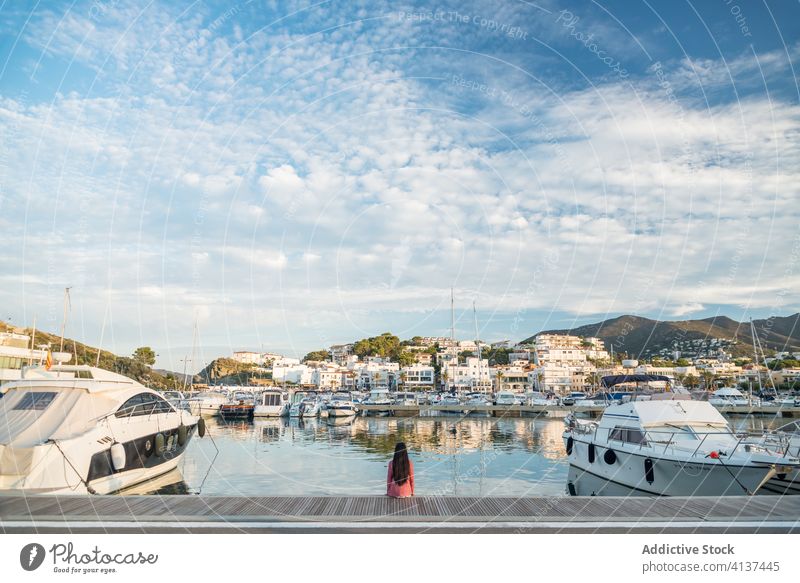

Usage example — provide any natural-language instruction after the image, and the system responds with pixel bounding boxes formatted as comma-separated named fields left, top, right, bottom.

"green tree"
left=397, top=350, right=416, bottom=367
left=458, top=350, right=474, bottom=362
left=586, top=372, right=602, bottom=391
left=302, top=350, right=330, bottom=362
left=132, top=346, right=156, bottom=367
left=682, top=374, right=700, bottom=389
left=700, top=370, right=717, bottom=389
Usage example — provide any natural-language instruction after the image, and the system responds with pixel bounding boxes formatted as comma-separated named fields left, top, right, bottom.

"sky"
left=0, top=0, right=798, bottom=372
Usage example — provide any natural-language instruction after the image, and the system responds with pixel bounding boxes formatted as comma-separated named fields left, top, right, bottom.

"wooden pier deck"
left=2, top=495, right=799, bottom=533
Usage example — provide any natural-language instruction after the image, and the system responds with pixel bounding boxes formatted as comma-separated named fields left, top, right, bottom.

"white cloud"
left=1, top=1, right=798, bottom=360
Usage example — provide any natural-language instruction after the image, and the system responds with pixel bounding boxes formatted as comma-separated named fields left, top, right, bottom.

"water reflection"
left=140, top=414, right=784, bottom=497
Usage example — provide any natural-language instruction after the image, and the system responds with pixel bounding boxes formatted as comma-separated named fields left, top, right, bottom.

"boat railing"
left=640, top=428, right=757, bottom=460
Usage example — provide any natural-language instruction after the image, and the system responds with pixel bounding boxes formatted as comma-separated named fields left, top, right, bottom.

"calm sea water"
left=147, top=415, right=570, bottom=496
left=138, top=413, right=785, bottom=497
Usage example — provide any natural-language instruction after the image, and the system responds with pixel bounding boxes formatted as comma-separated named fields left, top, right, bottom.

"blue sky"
left=0, top=0, right=798, bottom=371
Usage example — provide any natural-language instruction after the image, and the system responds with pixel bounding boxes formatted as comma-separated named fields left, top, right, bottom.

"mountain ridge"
left=525, top=313, right=800, bottom=359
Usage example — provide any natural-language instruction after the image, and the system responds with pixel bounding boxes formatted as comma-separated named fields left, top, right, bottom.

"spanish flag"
left=45, top=351, right=53, bottom=370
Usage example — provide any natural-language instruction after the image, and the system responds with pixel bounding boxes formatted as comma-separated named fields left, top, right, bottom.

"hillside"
left=196, top=357, right=272, bottom=385
left=524, top=313, right=800, bottom=359
left=1, top=321, right=186, bottom=391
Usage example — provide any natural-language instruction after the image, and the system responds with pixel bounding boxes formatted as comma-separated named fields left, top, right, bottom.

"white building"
left=232, top=351, right=264, bottom=365
left=400, top=365, right=435, bottom=389
left=443, top=357, right=491, bottom=393
left=529, top=365, right=589, bottom=395
left=351, top=360, right=400, bottom=391
left=272, top=363, right=314, bottom=385
left=329, top=344, right=354, bottom=365
left=313, top=365, right=344, bottom=390
left=494, top=366, right=529, bottom=393
left=533, top=335, right=589, bottom=366
left=0, top=331, right=71, bottom=385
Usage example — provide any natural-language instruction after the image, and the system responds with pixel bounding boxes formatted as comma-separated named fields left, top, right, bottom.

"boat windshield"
left=646, top=423, right=733, bottom=442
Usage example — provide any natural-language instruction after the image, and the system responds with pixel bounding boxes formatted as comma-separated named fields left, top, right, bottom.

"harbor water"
left=138, top=413, right=786, bottom=497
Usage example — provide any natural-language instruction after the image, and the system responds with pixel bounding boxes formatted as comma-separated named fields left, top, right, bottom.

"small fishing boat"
left=219, top=392, right=255, bottom=420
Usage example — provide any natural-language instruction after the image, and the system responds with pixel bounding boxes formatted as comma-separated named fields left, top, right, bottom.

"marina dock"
left=2, top=494, right=798, bottom=533
left=358, top=403, right=800, bottom=418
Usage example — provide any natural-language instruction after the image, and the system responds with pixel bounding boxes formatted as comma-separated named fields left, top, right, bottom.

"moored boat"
left=326, top=392, right=358, bottom=418
left=219, top=392, right=255, bottom=420
left=563, top=394, right=800, bottom=497
left=254, top=390, right=289, bottom=417
left=0, top=365, right=202, bottom=494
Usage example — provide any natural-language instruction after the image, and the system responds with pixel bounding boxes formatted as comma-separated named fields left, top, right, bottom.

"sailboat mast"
left=59, top=287, right=71, bottom=353
left=474, top=301, right=483, bottom=392
left=751, top=318, right=776, bottom=392
left=450, top=287, right=455, bottom=342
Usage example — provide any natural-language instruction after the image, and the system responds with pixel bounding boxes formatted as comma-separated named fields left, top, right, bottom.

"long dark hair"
left=391, top=442, right=410, bottom=485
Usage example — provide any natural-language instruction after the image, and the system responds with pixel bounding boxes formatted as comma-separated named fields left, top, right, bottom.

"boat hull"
left=253, top=405, right=287, bottom=417
left=565, top=438, right=795, bottom=496
left=327, top=408, right=357, bottom=418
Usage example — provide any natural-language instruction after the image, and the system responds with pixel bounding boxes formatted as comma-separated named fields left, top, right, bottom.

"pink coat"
left=387, top=460, right=415, bottom=497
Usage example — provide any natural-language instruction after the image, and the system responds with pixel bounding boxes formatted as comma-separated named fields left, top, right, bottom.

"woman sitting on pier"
left=387, top=442, right=414, bottom=498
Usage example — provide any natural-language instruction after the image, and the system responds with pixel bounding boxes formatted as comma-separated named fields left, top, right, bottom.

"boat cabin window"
left=13, top=391, right=57, bottom=411
left=262, top=393, right=281, bottom=406
left=608, top=426, right=647, bottom=445
left=116, top=393, right=174, bottom=417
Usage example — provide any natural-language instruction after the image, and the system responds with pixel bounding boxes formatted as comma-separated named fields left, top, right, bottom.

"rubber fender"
left=177, top=424, right=188, bottom=446
left=644, top=458, right=655, bottom=484
left=154, top=433, right=165, bottom=457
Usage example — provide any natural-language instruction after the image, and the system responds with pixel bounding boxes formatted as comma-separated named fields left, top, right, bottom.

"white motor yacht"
left=254, top=390, right=289, bottom=417
left=563, top=395, right=800, bottom=496
left=300, top=397, right=321, bottom=418
left=187, top=391, right=228, bottom=417
left=709, top=387, right=753, bottom=407
left=392, top=392, right=417, bottom=406
left=493, top=391, right=519, bottom=405
left=562, top=392, right=587, bottom=406
left=162, top=390, right=188, bottom=411
left=364, top=388, right=392, bottom=415
left=0, top=365, right=202, bottom=495
left=327, top=393, right=358, bottom=418
left=288, top=391, right=309, bottom=417
left=525, top=391, right=559, bottom=406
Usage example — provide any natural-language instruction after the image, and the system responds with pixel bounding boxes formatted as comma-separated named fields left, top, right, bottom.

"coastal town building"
left=494, top=366, right=529, bottom=393
left=443, top=357, right=491, bottom=393
left=400, top=365, right=436, bottom=389
left=0, top=331, right=71, bottom=384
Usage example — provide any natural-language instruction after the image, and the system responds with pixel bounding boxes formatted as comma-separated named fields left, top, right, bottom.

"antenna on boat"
left=59, top=286, right=72, bottom=353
